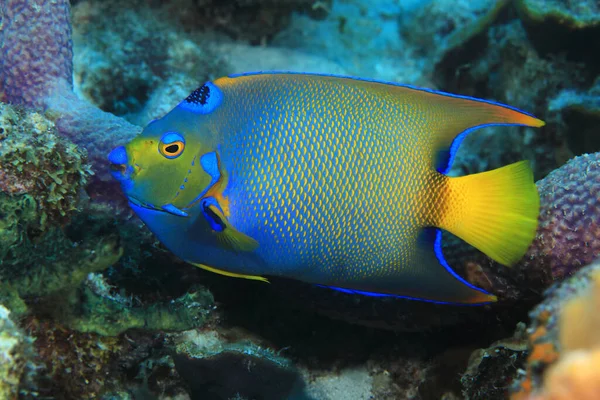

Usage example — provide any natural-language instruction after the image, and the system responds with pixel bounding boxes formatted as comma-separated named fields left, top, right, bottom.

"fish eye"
left=159, top=132, right=185, bottom=159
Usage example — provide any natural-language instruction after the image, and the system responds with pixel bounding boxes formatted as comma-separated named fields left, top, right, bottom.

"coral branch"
left=0, top=0, right=73, bottom=108
left=0, top=0, right=141, bottom=180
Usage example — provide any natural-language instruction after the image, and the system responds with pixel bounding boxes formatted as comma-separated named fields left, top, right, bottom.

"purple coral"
left=0, top=0, right=73, bottom=107
left=529, top=152, right=600, bottom=280
left=0, top=0, right=140, bottom=180
left=446, top=152, right=600, bottom=302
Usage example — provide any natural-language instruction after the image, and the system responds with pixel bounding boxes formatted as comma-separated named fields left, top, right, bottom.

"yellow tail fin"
left=438, top=161, right=539, bottom=266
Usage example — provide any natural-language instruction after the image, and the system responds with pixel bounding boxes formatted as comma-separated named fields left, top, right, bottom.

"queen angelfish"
left=108, top=72, right=543, bottom=304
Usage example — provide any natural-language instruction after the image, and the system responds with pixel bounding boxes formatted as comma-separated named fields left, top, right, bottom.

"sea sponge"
left=533, top=269, right=600, bottom=400
left=511, top=261, right=600, bottom=399
left=0, top=0, right=141, bottom=181
left=0, top=0, right=73, bottom=107
left=443, top=151, right=600, bottom=304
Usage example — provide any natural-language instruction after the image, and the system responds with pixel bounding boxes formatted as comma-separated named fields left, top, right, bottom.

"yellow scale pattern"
left=216, top=75, right=446, bottom=285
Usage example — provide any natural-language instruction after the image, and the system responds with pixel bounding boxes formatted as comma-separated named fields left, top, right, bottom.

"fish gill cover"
left=0, top=0, right=598, bottom=398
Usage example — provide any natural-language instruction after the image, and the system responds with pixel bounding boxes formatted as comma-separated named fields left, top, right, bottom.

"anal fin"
left=319, top=229, right=496, bottom=305
left=189, top=262, right=269, bottom=283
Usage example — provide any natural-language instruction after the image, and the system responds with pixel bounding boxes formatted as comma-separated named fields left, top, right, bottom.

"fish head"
left=108, top=102, right=219, bottom=217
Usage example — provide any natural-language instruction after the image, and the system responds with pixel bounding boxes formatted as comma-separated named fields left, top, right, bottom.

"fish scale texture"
left=218, top=75, right=445, bottom=286
left=0, top=0, right=73, bottom=108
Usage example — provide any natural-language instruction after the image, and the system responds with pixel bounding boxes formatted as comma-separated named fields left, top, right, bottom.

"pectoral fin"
left=189, top=262, right=269, bottom=283
left=201, top=198, right=259, bottom=252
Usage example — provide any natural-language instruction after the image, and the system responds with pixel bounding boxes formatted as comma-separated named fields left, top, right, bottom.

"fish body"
left=109, top=72, right=543, bottom=304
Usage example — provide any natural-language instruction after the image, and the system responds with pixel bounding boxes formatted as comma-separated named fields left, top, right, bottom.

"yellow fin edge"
left=189, top=262, right=269, bottom=283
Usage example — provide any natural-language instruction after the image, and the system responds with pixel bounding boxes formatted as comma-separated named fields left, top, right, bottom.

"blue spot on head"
left=200, top=151, right=220, bottom=180
left=180, top=185, right=185, bottom=190
left=108, top=146, right=127, bottom=165
left=161, top=132, right=185, bottom=145
left=178, top=81, right=223, bottom=114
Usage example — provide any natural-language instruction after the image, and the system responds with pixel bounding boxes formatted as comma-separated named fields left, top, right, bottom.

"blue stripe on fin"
left=433, top=228, right=492, bottom=295
left=436, top=123, right=524, bottom=174
left=316, top=284, right=491, bottom=306
left=317, top=228, right=494, bottom=306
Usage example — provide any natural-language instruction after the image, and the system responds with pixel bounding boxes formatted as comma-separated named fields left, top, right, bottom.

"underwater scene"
left=1, top=0, right=600, bottom=399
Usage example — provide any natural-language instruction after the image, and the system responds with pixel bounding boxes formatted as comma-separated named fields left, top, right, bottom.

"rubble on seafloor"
left=462, top=260, right=600, bottom=400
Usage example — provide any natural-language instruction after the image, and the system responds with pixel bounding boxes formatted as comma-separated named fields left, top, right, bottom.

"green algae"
left=0, top=103, right=92, bottom=262
left=65, top=284, right=214, bottom=336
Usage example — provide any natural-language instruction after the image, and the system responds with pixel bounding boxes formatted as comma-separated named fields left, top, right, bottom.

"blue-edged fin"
left=201, top=200, right=259, bottom=252
left=409, top=86, right=545, bottom=174
left=320, top=229, right=496, bottom=305
left=189, top=262, right=268, bottom=283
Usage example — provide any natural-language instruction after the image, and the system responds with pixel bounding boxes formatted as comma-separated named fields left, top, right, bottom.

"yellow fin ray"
left=438, top=160, right=539, bottom=266
left=189, top=262, right=269, bottom=283
left=206, top=204, right=259, bottom=252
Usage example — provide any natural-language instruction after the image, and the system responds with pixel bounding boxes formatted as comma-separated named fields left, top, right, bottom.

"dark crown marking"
left=185, top=84, right=210, bottom=106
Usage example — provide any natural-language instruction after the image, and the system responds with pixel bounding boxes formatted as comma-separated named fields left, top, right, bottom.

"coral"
left=528, top=153, right=600, bottom=280
left=0, top=201, right=123, bottom=322
left=272, top=0, right=423, bottom=81
left=461, top=323, right=529, bottom=399
left=0, top=104, right=91, bottom=236
left=516, top=0, right=600, bottom=28
left=442, top=151, right=600, bottom=306
left=436, top=19, right=591, bottom=180
left=510, top=260, right=600, bottom=399
left=548, top=77, right=600, bottom=155
left=515, top=0, right=600, bottom=65
left=0, top=0, right=73, bottom=108
left=27, top=317, right=126, bottom=399
left=0, top=214, right=122, bottom=298
left=0, top=305, right=37, bottom=399
left=65, top=280, right=214, bottom=336
left=71, top=0, right=228, bottom=120
left=0, top=0, right=141, bottom=181
left=535, top=350, right=600, bottom=400
left=401, top=0, right=510, bottom=64
left=170, top=329, right=309, bottom=399
left=191, top=0, right=331, bottom=44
